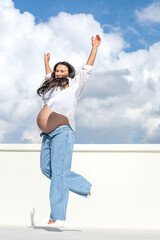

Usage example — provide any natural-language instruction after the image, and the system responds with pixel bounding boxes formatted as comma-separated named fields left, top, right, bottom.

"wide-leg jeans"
left=40, top=125, right=92, bottom=221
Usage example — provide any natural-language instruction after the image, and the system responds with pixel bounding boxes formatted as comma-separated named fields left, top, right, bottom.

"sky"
left=0, top=0, right=160, bottom=144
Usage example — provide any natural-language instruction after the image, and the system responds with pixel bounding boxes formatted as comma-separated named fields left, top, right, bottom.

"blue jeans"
left=40, top=125, right=92, bottom=221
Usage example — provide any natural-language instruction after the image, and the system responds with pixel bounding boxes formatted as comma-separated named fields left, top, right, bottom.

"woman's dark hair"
left=37, top=61, right=75, bottom=97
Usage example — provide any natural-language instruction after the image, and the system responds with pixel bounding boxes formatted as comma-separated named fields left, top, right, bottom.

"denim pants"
left=40, top=125, right=92, bottom=221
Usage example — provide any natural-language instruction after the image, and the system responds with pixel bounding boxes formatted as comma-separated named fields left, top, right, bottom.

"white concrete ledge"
left=0, top=144, right=160, bottom=152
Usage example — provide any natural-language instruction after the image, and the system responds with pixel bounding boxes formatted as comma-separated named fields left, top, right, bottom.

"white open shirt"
left=41, top=64, right=93, bottom=132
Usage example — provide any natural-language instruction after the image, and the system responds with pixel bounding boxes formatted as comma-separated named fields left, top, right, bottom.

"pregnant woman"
left=37, top=34, right=101, bottom=225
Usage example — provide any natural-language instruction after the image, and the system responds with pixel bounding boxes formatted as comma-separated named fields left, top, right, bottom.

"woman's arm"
left=86, top=34, right=101, bottom=66
left=44, top=53, right=52, bottom=75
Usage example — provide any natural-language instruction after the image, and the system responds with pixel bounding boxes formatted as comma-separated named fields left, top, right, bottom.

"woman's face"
left=55, top=64, right=69, bottom=78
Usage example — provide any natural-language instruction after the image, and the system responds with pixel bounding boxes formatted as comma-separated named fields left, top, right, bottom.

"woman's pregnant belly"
left=37, top=105, right=69, bottom=133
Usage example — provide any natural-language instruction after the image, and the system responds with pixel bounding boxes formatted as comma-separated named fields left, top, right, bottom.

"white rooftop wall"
left=0, top=144, right=160, bottom=229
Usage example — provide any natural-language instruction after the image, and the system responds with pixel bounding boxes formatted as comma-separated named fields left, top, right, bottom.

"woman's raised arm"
left=86, top=34, right=101, bottom=66
left=44, top=53, right=52, bottom=75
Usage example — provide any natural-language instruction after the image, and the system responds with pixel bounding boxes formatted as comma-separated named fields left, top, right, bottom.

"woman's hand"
left=91, top=34, right=101, bottom=48
left=44, top=53, right=52, bottom=74
left=44, top=53, right=50, bottom=63
left=86, top=34, right=101, bottom=66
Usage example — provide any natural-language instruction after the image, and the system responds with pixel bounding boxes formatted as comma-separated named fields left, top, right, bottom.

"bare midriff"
left=37, top=105, right=69, bottom=134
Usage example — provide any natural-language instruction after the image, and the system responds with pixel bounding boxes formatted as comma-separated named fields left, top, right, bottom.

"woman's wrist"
left=44, top=59, right=50, bottom=64
left=92, top=45, right=99, bottom=49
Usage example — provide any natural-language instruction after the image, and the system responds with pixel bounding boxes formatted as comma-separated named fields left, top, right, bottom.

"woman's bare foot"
left=48, top=220, right=56, bottom=224
left=89, top=191, right=91, bottom=196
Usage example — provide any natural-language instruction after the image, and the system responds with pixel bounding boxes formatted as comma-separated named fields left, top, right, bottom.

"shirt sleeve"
left=45, top=73, right=52, bottom=79
left=74, top=64, right=93, bottom=100
left=41, top=73, right=52, bottom=107
left=39, top=73, right=52, bottom=87
left=42, top=94, right=45, bottom=107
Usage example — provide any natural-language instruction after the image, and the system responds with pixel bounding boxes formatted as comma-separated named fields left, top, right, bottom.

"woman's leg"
left=40, top=131, right=92, bottom=198
left=40, top=134, right=52, bottom=179
left=69, top=171, right=92, bottom=198
left=49, top=127, right=74, bottom=221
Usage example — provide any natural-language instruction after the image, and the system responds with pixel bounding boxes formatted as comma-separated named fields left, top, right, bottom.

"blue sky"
left=13, top=0, right=160, bottom=51
left=0, top=0, right=160, bottom=144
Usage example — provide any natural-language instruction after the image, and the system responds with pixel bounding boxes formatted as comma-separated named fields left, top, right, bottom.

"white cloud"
left=135, top=2, right=160, bottom=23
left=76, top=41, right=160, bottom=143
left=0, top=0, right=160, bottom=143
left=126, top=26, right=140, bottom=36
left=102, top=23, right=121, bottom=33
left=21, top=129, right=42, bottom=143
left=0, top=0, right=13, bottom=7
